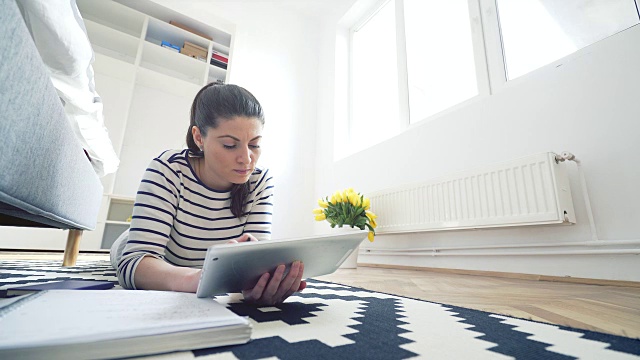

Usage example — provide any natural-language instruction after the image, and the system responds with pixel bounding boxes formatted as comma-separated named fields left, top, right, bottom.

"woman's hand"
left=242, top=261, right=307, bottom=305
left=227, top=233, right=259, bottom=244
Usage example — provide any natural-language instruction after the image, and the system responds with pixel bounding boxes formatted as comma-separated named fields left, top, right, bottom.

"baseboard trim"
left=358, top=263, right=640, bottom=288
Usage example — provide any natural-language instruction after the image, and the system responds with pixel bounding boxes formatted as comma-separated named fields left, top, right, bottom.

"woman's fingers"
left=274, top=261, right=301, bottom=300
left=282, top=262, right=304, bottom=300
left=236, top=233, right=259, bottom=243
left=243, top=262, right=306, bottom=305
left=261, top=264, right=286, bottom=303
left=242, top=272, right=270, bottom=302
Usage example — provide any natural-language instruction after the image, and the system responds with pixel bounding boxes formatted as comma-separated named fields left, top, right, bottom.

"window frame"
left=343, top=0, right=640, bottom=158
left=348, top=0, right=403, bottom=148
left=347, top=0, right=490, bottom=155
left=484, top=0, right=640, bottom=85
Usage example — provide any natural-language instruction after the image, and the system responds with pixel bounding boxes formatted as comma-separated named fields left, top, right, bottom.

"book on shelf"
left=180, top=47, right=207, bottom=62
left=210, top=58, right=228, bottom=69
left=181, top=42, right=208, bottom=62
left=211, top=51, right=229, bottom=64
left=2, top=280, right=114, bottom=297
left=0, top=290, right=251, bottom=359
left=184, top=41, right=208, bottom=54
left=161, top=40, right=180, bottom=53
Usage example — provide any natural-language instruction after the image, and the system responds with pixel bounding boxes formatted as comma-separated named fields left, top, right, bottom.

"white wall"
left=112, top=78, right=200, bottom=197
left=314, top=20, right=640, bottom=281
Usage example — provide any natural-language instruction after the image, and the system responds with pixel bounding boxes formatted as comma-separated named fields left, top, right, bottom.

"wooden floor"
left=3, top=251, right=639, bottom=339
left=318, top=267, right=640, bottom=339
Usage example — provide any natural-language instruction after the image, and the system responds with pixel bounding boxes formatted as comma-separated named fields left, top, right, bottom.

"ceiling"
left=176, top=0, right=356, bottom=19
left=268, top=0, right=355, bottom=18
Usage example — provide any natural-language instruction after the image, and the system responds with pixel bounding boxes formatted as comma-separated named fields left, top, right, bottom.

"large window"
left=345, top=0, right=640, bottom=156
left=349, top=0, right=481, bottom=154
left=497, top=0, right=640, bottom=79
left=351, top=0, right=400, bottom=151
left=404, top=0, right=478, bottom=124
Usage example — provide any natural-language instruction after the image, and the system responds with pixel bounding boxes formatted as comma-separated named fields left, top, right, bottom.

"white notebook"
left=0, top=289, right=251, bottom=359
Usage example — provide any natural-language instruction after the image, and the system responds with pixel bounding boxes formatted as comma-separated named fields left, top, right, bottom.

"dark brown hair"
left=186, top=83, right=265, bottom=218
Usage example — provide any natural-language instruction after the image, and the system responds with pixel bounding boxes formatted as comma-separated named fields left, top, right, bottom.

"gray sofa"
left=0, top=0, right=103, bottom=266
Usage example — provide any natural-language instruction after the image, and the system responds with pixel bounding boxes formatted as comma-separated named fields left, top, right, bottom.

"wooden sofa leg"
left=63, top=229, right=83, bottom=267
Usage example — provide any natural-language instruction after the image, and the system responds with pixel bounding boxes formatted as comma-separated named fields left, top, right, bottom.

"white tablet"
left=196, top=231, right=367, bottom=298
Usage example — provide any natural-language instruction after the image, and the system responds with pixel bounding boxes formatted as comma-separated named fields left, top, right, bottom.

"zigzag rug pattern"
left=1, top=260, right=638, bottom=359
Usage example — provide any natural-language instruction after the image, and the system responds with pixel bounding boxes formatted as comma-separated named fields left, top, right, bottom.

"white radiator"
left=370, top=152, right=576, bottom=233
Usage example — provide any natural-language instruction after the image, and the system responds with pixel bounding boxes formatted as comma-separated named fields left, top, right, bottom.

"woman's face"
left=193, top=116, right=263, bottom=190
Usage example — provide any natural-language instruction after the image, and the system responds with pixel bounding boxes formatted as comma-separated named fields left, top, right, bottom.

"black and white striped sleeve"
left=116, top=156, right=180, bottom=289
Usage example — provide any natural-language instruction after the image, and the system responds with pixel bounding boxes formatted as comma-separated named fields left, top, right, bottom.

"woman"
left=110, top=83, right=305, bottom=305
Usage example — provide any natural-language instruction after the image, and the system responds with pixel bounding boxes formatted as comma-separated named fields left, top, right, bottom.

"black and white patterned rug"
left=0, top=259, right=118, bottom=290
left=1, top=259, right=639, bottom=359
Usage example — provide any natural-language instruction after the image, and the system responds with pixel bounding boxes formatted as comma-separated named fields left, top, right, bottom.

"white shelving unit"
left=83, top=19, right=140, bottom=64
left=80, top=1, right=146, bottom=37
left=76, top=0, right=234, bottom=249
left=78, top=0, right=231, bottom=84
left=140, top=41, right=207, bottom=85
left=101, top=196, right=135, bottom=249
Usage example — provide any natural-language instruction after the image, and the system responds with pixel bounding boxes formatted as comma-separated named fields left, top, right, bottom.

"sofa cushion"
left=0, top=0, right=103, bottom=230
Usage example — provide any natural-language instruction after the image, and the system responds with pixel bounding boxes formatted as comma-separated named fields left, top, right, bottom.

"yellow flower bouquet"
left=313, top=188, right=377, bottom=242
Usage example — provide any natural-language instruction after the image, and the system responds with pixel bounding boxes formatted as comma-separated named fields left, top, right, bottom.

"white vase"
left=340, top=245, right=360, bottom=269
left=333, top=226, right=367, bottom=269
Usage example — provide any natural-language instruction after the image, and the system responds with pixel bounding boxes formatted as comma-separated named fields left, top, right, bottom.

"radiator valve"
left=555, top=151, right=579, bottom=164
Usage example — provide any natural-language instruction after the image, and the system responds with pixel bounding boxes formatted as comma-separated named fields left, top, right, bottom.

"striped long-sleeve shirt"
left=116, top=149, right=274, bottom=289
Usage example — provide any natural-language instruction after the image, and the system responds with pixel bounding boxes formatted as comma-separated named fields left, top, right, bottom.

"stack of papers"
left=0, top=290, right=251, bottom=359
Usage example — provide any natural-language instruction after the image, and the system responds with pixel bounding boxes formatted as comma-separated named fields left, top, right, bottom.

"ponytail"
left=185, top=83, right=216, bottom=153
